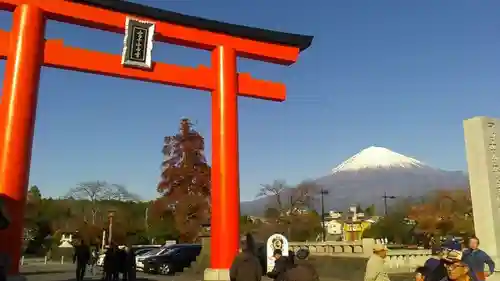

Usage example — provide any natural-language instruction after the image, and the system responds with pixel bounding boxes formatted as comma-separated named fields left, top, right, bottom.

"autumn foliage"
left=157, top=119, right=211, bottom=242
left=408, top=190, right=474, bottom=237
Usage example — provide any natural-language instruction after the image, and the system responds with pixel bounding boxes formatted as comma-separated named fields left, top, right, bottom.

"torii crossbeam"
left=0, top=0, right=313, bottom=278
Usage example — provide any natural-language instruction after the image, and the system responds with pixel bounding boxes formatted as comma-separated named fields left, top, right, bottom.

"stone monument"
left=463, top=116, right=500, bottom=276
left=266, top=234, right=289, bottom=273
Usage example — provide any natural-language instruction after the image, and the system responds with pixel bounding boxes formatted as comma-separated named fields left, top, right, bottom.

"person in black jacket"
left=73, top=239, right=91, bottom=281
left=103, top=244, right=119, bottom=281
left=267, top=249, right=289, bottom=281
left=287, top=250, right=295, bottom=269
left=230, top=233, right=262, bottom=281
left=124, top=246, right=136, bottom=281
left=284, top=249, right=318, bottom=281
left=116, top=247, right=127, bottom=280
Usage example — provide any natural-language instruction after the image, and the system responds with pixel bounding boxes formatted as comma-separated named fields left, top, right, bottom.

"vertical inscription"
left=121, top=17, right=155, bottom=70
left=486, top=121, right=500, bottom=206
left=129, top=26, right=148, bottom=63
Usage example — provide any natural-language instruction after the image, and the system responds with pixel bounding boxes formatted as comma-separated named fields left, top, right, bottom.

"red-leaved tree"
left=157, top=119, right=211, bottom=242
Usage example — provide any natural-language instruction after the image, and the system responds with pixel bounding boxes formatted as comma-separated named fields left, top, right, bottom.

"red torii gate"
left=0, top=0, right=312, bottom=278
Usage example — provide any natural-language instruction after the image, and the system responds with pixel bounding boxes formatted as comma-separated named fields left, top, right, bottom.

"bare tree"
left=256, top=180, right=319, bottom=240
left=290, top=180, right=318, bottom=213
left=256, top=180, right=289, bottom=212
left=256, top=180, right=318, bottom=215
left=66, top=181, right=139, bottom=224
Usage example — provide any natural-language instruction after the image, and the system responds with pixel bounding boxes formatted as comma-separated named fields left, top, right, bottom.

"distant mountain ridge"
left=240, top=146, right=469, bottom=216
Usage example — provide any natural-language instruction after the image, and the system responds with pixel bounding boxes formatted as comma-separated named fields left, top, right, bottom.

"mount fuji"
left=240, top=146, right=469, bottom=216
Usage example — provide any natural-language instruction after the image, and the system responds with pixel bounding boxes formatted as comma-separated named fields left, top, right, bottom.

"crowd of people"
left=364, top=236, right=495, bottom=281
left=70, top=234, right=496, bottom=281
left=73, top=239, right=136, bottom=281
left=230, top=233, right=319, bottom=281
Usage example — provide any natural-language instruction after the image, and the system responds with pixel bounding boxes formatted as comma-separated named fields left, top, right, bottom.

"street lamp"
left=382, top=191, right=396, bottom=216
left=320, top=188, right=329, bottom=242
left=107, top=209, right=116, bottom=245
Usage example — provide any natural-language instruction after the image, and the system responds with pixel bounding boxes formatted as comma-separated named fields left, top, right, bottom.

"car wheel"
left=160, top=263, right=172, bottom=275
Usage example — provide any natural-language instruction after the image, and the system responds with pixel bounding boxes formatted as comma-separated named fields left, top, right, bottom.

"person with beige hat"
left=364, top=244, right=390, bottom=281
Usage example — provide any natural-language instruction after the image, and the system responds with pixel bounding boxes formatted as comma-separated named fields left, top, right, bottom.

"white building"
left=328, top=210, right=342, bottom=219
left=324, top=219, right=343, bottom=235
left=321, top=210, right=344, bottom=240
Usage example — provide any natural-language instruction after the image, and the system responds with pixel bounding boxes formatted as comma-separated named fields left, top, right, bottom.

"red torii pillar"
left=0, top=0, right=313, bottom=279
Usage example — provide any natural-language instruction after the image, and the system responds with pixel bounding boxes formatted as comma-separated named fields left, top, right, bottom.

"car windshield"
left=164, top=248, right=179, bottom=255
left=135, top=248, right=154, bottom=255
left=145, top=245, right=177, bottom=256
left=142, top=248, right=162, bottom=256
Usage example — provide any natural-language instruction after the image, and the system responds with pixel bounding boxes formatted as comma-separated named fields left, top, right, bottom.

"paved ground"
left=19, top=263, right=414, bottom=281
left=20, top=264, right=201, bottom=281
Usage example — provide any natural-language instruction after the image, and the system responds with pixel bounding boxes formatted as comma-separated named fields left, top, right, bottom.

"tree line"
left=363, top=189, right=474, bottom=245
left=24, top=118, right=210, bottom=255
left=23, top=117, right=474, bottom=255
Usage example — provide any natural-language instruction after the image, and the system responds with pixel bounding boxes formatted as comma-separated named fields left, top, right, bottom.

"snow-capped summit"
left=331, top=146, right=427, bottom=173
left=241, top=146, right=468, bottom=216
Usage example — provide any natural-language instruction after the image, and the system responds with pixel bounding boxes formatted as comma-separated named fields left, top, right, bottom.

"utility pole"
left=107, top=210, right=116, bottom=245
left=288, top=195, right=292, bottom=238
left=382, top=191, right=396, bottom=216
left=320, top=188, right=329, bottom=242
left=145, top=207, right=149, bottom=243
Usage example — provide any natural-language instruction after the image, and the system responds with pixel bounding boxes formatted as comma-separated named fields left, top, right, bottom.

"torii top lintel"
left=0, top=0, right=313, bottom=101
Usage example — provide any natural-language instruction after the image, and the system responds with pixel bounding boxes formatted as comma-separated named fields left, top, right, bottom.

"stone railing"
left=289, top=240, right=366, bottom=256
left=289, top=239, right=432, bottom=273
left=385, top=249, right=431, bottom=272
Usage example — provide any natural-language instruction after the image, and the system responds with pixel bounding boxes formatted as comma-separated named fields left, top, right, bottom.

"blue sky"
left=0, top=1, right=499, bottom=201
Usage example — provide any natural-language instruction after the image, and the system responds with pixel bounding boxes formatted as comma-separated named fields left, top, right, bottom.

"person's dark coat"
left=117, top=248, right=127, bottom=274
left=73, top=244, right=91, bottom=265
left=73, top=244, right=90, bottom=281
left=419, top=259, right=448, bottom=281
left=103, top=248, right=117, bottom=273
left=125, top=250, right=136, bottom=280
left=230, top=251, right=262, bottom=281
left=287, top=251, right=295, bottom=269
left=0, top=253, right=10, bottom=281
left=267, top=256, right=289, bottom=281
left=0, top=198, right=10, bottom=230
left=284, top=260, right=319, bottom=281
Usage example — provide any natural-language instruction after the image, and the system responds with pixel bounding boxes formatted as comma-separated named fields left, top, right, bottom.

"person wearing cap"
left=462, top=237, right=495, bottom=281
left=364, top=244, right=390, bottom=281
left=415, top=247, right=448, bottom=281
left=284, top=249, right=318, bottom=281
left=442, top=248, right=472, bottom=281
left=230, top=233, right=262, bottom=281
left=267, top=249, right=289, bottom=281
left=417, top=246, right=473, bottom=281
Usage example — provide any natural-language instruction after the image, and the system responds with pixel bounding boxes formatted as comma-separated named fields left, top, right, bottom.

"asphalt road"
left=20, top=263, right=202, bottom=281
left=19, top=262, right=413, bottom=281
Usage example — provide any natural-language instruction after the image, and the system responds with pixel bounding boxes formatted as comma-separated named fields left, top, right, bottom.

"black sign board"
left=121, top=17, right=155, bottom=69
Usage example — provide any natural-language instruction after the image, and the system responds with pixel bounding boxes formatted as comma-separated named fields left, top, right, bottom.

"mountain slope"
left=240, top=146, right=469, bottom=216
left=332, top=146, right=426, bottom=172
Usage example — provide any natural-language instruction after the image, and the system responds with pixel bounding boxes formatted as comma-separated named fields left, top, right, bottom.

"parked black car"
left=133, top=247, right=159, bottom=256
left=143, top=244, right=201, bottom=275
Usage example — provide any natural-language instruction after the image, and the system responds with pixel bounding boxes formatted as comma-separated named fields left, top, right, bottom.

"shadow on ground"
left=22, top=270, right=70, bottom=276
left=58, top=277, right=157, bottom=281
